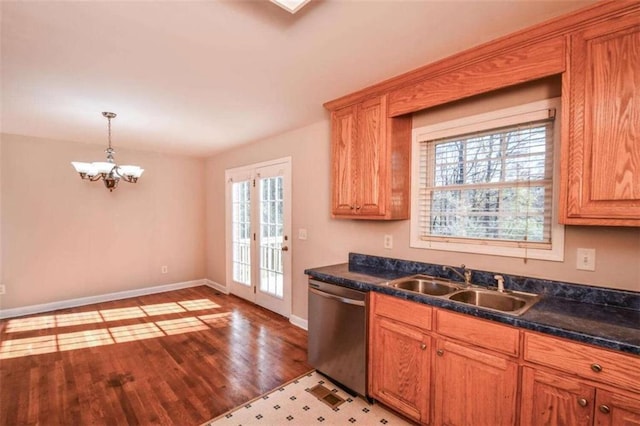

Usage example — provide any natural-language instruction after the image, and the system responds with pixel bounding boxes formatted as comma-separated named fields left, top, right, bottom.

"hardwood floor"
left=0, top=286, right=311, bottom=425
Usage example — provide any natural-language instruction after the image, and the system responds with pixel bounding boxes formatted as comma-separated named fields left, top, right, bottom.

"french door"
left=225, top=158, right=291, bottom=317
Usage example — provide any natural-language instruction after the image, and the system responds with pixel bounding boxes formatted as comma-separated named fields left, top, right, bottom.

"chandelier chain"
left=107, top=115, right=112, bottom=150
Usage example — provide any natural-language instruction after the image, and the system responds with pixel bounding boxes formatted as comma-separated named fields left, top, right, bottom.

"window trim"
left=410, top=98, right=564, bottom=261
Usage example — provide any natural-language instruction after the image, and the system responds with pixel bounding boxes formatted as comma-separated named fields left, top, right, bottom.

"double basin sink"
left=385, top=275, right=539, bottom=316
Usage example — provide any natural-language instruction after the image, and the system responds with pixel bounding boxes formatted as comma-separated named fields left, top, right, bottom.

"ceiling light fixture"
left=71, top=112, right=144, bottom=192
left=270, top=0, right=311, bottom=14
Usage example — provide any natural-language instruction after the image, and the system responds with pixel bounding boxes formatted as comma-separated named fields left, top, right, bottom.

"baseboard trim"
left=289, top=314, right=308, bottom=330
left=0, top=279, right=207, bottom=319
left=205, top=279, right=229, bottom=294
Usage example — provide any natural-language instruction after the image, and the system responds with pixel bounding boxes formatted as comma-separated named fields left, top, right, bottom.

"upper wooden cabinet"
left=330, top=95, right=411, bottom=219
left=560, top=12, right=640, bottom=226
left=326, top=2, right=639, bottom=226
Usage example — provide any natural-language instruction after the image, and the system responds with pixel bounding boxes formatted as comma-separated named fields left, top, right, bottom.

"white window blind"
left=417, top=111, right=556, bottom=249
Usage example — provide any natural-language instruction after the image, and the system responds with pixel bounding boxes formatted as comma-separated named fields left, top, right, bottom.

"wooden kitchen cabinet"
left=433, top=309, right=519, bottom=425
left=522, top=331, right=640, bottom=426
left=369, top=293, right=431, bottom=424
left=561, top=11, right=640, bottom=226
left=521, top=367, right=640, bottom=426
left=370, top=317, right=431, bottom=424
left=330, top=95, right=411, bottom=220
left=368, top=294, right=640, bottom=426
left=520, top=366, right=595, bottom=425
left=595, top=389, right=640, bottom=425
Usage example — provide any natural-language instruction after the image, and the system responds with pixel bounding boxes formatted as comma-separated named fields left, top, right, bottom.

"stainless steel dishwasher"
left=308, top=279, right=367, bottom=397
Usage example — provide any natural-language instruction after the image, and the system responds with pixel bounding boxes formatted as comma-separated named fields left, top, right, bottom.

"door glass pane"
left=259, top=176, right=284, bottom=298
left=232, top=181, right=251, bottom=286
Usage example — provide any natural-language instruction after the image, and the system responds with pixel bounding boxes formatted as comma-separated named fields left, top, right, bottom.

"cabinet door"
left=357, top=96, right=387, bottom=216
left=371, top=316, right=430, bottom=424
left=562, top=13, right=640, bottom=225
left=331, top=105, right=357, bottom=216
left=595, top=389, right=640, bottom=426
left=433, top=339, right=518, bottom=426
left=520, top=366, right=595, bottom=426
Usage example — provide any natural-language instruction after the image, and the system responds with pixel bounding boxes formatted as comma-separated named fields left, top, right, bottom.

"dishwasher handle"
left=309, top=287, right=365, bottom=307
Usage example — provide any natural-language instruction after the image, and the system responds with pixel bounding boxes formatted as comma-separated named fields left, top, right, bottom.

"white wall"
left=0, top=133, right=207, bottom=310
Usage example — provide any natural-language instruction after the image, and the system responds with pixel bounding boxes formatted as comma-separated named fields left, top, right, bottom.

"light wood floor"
left=0, top=286, right=311, bottom=425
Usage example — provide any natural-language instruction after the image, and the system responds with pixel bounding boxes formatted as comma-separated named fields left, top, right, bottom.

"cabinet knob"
left=350, top=205, right=355, bottom=210
left=599, top=405, right=610, bottom=414
left=577, top=398, right=588, bottom=407
left=420, top=343, right=427, bottom=350
left=436, top=349, right=444, bottom=356
left=591, top=363, right=603, bottom=373
left=355, top=205, right=361, bottom=211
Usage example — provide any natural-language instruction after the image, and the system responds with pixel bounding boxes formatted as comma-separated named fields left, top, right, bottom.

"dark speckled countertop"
left=305, top=254, right=640, bottom=356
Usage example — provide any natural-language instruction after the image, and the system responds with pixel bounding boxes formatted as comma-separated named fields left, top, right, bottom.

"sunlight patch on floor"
left=5, top=298, right=222, bottom=333
left=109, top=323, right=164, bottom=343
left=199, top=312, right=232, bottom=328
left=100, top=306, right=147, bottom=322
left=1, top=296, right=232, bottom=360
left=156, top=317, right=209, bottom=335
left=58, top=329, right=114, bottom=351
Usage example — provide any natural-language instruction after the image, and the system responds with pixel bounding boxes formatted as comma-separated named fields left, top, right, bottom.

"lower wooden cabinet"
left=595, top=389, right=640, bottom=426
left=520, top=366, right=595, bottom=425
left=368, top=294, right=640, bottom=426
left=521, top=366, right=640, bottom=426
left=433, top=338, right=518, bottom=426
left=370, top=316, right=430, bottom=424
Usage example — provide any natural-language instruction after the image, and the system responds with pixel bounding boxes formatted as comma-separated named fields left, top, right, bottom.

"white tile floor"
left=206, top=371, right=412, bottom=425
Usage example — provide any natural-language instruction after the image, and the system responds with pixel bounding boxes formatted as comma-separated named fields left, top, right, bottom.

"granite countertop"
left=305, top=255, right=640, bottom=356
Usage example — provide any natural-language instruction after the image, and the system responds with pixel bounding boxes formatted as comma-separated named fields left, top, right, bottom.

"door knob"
left=281, top=246, right=289, bottom=251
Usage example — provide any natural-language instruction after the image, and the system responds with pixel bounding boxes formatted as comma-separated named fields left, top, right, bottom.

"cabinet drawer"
left=372, top=293, right=432, bottom=331
left=524, top=332, right=640, bottom=393
left=435, top=309, right=520, bottom=357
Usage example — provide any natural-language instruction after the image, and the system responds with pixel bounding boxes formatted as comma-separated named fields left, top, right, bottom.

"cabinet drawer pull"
left=420, top=343, right=427, bottom=350
left=436, top=349, right=444, bottom=356
left=599, top=405, right=610, bottom=414
left=591, top=363, right=603, bottom=373
left=577, top=398, right=588, bottom=407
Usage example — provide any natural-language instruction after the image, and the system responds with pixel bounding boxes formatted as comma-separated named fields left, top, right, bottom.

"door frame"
left=224, top=156, right=292, bottom=318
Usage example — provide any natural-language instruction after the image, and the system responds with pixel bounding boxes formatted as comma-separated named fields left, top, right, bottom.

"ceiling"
left=1, top=0, right=594, bottom=157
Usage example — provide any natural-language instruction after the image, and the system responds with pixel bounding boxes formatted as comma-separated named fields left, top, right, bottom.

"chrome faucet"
left=443, top=264, right=472, bottom=286
left=494, top=274, right=505, bottom=292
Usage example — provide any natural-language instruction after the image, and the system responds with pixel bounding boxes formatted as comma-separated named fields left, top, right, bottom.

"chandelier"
left=71, top=112, right=144, bottom=192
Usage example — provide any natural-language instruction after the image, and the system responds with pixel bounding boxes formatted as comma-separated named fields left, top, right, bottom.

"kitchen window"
left=410, top=98, right=564, bottom=261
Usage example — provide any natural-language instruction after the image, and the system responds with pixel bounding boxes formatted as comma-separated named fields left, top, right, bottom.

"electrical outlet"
left=0, top=285, right=5, bottom=295
left=161, top=265, right=168, bottom=274
left=384, top=234, right=393, bottom=249
left=298, top=228, right=308, bottom=240
left=576, top=248, right=596, bottom=271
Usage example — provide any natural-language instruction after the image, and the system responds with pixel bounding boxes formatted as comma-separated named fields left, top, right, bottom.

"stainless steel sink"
left=387, top=275, right=462, bottom=296
left=386, top=274, right=540, bottom=316
left=447, top=288, right=539, bottom=316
